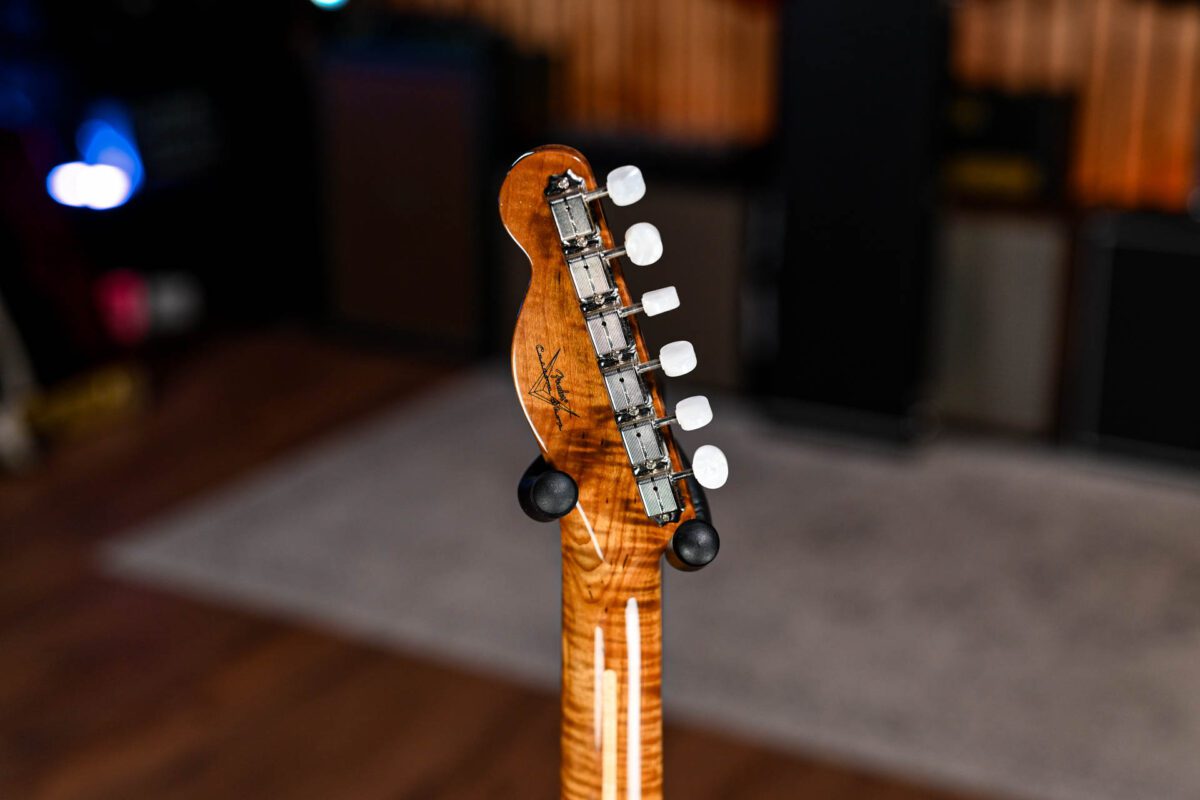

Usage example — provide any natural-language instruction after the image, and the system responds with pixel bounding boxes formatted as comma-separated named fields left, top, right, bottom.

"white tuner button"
left=606, top=165, right=645, bottom=206
left=641, top=286, right=679, bottom=317
left=659, top=340, right=696, bottom=377
left=674, top=395, right=712, bottom=431
left=692, top=444, right=729, bottom=490
left=624, top=222, right=663, bottom=266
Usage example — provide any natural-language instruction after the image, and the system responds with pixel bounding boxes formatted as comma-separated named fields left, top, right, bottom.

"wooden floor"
left=0, top=329, right=988, bottom=800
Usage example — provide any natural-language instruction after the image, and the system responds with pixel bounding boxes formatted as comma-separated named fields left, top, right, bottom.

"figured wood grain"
left=501, top=146, right=697, bottom=800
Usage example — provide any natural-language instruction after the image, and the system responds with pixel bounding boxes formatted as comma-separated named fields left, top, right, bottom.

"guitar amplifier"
left=320, top=39, right=490, bottom=354
left=762, top=0, right=947, bottom=439
left=1064, top=212, right=1200, bottom=463
left=318, top=25, right=547, bottom=355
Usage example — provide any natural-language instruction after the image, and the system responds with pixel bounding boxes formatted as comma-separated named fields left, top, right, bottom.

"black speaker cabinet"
left=1065, top=213, right=1200, bottom=463
left=763, top=0, right=946, bottom=439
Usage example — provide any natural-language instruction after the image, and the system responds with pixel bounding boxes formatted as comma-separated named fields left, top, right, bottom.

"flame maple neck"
left=502, top=146, right=699, bottom=799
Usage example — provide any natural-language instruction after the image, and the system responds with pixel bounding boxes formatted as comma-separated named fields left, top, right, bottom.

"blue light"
left=46, top=101, right=143, bottom=211
left=310, top=0, right=348, bottom=9
left=76, top=102, right=143, bottom=191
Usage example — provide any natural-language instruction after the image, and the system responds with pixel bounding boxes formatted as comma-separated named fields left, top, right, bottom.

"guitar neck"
left=560, top=511, right=664, bottom=800
left=502, top=145, right=726, bottom=800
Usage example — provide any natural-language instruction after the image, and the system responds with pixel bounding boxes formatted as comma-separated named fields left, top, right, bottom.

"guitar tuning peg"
left=691, top=444, right=729, bottom=489
left=605, top=165, right=645, bottom=206
left=619, top=286, right=679, bottom=319
left=672, top=444, right=728, bottom=490
left=637, top=340, right=696, bottom=378
left=622, top=222, right=663, bottom=266
left=582, top=165, right=646, bottom=206
left=599, top=222, right=661, bottom=266
left=640, top=286, right=678, bottom=316
left=656, top=395, right=712, bottom=431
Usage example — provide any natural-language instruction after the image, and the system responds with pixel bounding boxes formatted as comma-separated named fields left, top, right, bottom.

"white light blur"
left=310, top=0, right=348, bottom=8
left=47, top=162, right=133, bottom=210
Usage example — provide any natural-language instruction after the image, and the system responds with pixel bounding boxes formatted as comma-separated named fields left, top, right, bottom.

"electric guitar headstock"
left=500, top=144, right=727, bottom=799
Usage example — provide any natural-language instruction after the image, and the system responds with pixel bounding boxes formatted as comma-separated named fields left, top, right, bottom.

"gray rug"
left=105, top=368, right=1200, bottom=800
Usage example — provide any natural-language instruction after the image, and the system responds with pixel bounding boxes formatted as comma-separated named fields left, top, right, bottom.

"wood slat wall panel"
left=952, top=0, right=1200, bottom=211
left=383, top=0, right=1196, bottom=208
left=384, top=0, right=779, bottom=145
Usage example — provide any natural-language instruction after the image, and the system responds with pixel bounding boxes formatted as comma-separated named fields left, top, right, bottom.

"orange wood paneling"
left=383, top=0, right=779, bottom=146
left=952, top=0, right=1200, bottom=211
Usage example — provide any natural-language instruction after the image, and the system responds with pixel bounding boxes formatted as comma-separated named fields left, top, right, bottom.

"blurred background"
left=4, top=0, right=1200, bottom=798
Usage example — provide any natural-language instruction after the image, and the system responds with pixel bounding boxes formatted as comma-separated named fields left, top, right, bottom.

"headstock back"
left=501, top=144, right=727, bottom=800
left=501, top=145, right=725, bottom=562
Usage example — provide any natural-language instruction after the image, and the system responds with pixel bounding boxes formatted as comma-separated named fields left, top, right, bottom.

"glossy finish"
left=502, top=145, right=699, bottom=800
